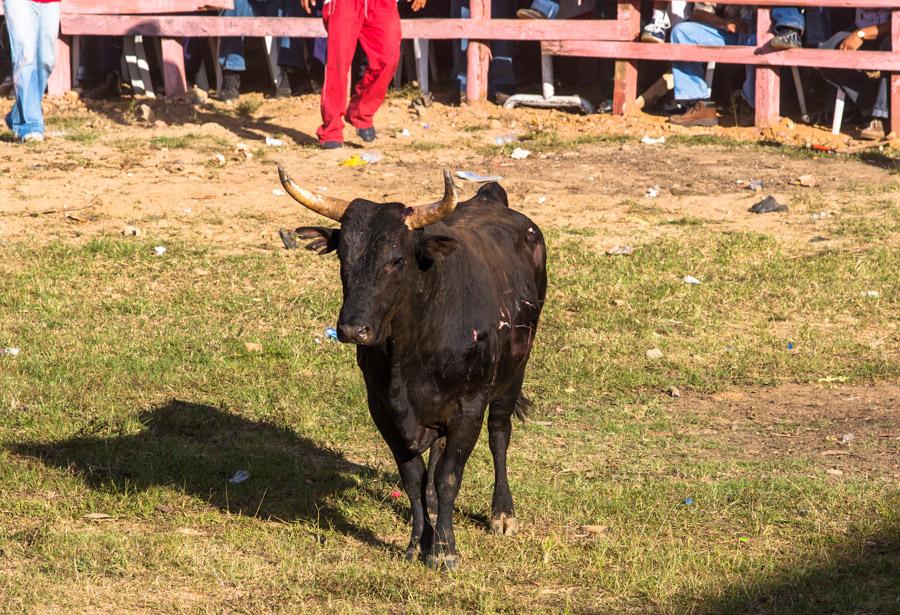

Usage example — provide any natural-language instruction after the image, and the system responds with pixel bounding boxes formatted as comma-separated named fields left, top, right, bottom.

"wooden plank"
left=61, top=16, right=629, bottom=41
left=160, top=38, right=187, bottom=97
left=466, top=0, right=491, bottom=102
left=755, top=7, right=779, bottom=127
left=543, top=41, right=900, bottom=72
left=655, top=0, right=899, bottom=6
left=892, top=10, right=900, bottom=136
left=61, top=0, right=234, bottom=14
left=47, top=35, right=72, bottom=97
left=612, top=0, right=640, bottom=115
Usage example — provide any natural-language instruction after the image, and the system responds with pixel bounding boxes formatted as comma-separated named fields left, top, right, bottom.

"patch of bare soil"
left=0, top=93, right=898, bottom=255
left=685, top=383, right=900, bottom=477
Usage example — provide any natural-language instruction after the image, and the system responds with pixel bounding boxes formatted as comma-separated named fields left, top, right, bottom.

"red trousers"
left=317, top=0, right=401, bottom=143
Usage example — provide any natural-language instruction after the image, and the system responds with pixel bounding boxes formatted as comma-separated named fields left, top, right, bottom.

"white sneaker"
left=641, top=14, right=671, bottom=43
left=20, top=132, right=44, bottom=143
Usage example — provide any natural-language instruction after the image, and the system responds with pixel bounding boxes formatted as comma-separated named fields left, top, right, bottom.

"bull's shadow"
left=10, top=399, right=393, bottom=549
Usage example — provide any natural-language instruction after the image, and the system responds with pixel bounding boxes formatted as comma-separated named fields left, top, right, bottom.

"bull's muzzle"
left=338, top=323, right=374, bottom=345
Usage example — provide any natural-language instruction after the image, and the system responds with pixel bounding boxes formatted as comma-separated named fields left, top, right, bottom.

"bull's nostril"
left=337, top=323, right=373, bottom=344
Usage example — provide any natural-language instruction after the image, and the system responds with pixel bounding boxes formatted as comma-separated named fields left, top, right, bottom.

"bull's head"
left=278, top=165, right=460, bottom=345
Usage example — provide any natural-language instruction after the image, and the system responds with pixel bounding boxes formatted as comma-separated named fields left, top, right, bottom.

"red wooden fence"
left=11, top=0, right=900, bottom=133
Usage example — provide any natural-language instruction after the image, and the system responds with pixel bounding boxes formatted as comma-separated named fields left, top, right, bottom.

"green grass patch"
left=0, top=231, right=897, bottom=612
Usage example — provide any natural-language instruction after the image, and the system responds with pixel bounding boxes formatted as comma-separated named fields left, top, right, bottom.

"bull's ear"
left=415, top=233, right=458, bottom=267
left=294, top=226, right=340, bottom=254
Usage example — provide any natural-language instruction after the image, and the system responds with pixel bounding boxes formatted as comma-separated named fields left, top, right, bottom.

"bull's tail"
left=513, top=394, right=532, bottom=423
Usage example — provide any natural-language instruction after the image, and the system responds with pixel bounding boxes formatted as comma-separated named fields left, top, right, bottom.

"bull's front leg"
left=393, top=454, right=429, bottom=560
left=365, top=396, right=431, bottom=560
left=427, top=407, right=485, bottom=571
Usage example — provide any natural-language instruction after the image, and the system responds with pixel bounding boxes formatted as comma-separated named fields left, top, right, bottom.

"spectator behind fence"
left=668, top=3, right=756, bottom=128
left=3, top=0, right=59, bottom=142
left=303, top=0, right=427, bottom=148
left=455, top=0, right=517, bottom=105
left=819, top=8, right=892, bottom=141
left=218, top=0, right=312, bottom=101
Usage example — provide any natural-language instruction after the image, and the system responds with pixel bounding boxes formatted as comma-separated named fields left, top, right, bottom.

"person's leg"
left=81, top=36, right=122, bottom=99
left=740, top=33, right=757, bottom=108
left=34, top=0, right=59, bottom=105
left=771, top=7, right=804, bottom=49
left=277, top=0, right=305, bottom=72
left=671, top=22, right=730, bottom=102
left=218, top=0, right=251, bottom=72
left=317, top=0, right=364, bottom=144
left=489, top=0, right=516, bottom=101
left=4, top=0, right=43, bottom=139
left=450, top=0, right=468, bottom=100
left=642, top=1, right=672, bottom=43
left=871, top=36, right=890, bottom=121
left=772, top=7, right=804, bottom=33
left=670, top=22, right=738, bottom=127
left=345, top=0, right=400, bottom=132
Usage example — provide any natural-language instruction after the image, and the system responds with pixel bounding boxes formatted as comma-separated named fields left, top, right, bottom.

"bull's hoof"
left=426, top=553, right=460, bottom=572
left=489, top=513, right=518, bottom=536
left=404, top=544, right=419, bottom=562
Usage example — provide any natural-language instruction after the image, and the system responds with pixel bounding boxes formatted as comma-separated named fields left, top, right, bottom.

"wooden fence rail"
left=2, top=0, right=897, bottom=133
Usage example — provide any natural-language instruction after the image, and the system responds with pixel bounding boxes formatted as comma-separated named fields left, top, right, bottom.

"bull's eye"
left=390, top=256, right=405, bottom=269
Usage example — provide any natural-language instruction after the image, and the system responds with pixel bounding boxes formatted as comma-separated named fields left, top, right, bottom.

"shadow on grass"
left=683, top=517, right=900, bottom=614
left=10, top=399, right=396, bottom=550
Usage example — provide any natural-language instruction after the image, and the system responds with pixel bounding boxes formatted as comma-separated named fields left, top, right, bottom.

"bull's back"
left=433, top=194, right=546, bottom=398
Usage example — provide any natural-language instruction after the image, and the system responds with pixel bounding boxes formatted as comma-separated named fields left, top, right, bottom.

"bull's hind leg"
left=487, top=378, right=526, bottom=537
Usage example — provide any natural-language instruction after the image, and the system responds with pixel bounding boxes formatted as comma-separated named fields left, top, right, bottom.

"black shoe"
left=320, top=140, right=343, bottom=149
left=356, top=126, right=376, bottom=142
left=216, top=71, right=240, bottom=102
left=770, top=28, right=802, bottom=50
left=274, top=67, right=293, bottom=98
left=81, top=72, right=121, bottom=100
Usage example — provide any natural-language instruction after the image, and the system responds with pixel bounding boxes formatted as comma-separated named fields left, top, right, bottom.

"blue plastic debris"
left=683, top=497, right=694, bottom=505
left=325, top=327, right=338, bottom=341
left=787, top=342, right=794, bottom=350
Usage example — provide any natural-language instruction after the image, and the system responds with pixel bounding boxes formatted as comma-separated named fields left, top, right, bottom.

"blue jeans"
left=3, top=0, right=60, bottom=138
left=671, top=21, right=755, bottom=105
left=772, top=7, right=804, bottom=33
left=219, top=0, right=304, bottom=71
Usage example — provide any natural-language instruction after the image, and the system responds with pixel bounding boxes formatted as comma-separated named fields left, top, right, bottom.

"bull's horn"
left=403, top=170, right=459, bottom=230
left=278, top=164, right=350, bottom=222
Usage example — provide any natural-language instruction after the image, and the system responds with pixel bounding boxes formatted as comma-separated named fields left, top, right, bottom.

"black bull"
left=279, top=166, right=547, bottom=570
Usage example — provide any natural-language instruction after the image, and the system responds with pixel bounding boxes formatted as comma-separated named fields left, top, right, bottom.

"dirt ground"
left=1, top=92, right=898, bottom=256
left=686, top=383, right=900, bottom=478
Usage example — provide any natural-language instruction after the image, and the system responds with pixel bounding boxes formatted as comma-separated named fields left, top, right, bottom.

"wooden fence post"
left=891, top=9, right=900, bottom=136
left=161, top=37, right=188, bottom=97
left=754, top=6, right=779, bottom=127
left=466, top=0, right=491, bottom=102
left=47, top=35, right=72, bottom=97
left=612, top=0, right=640, bottom=115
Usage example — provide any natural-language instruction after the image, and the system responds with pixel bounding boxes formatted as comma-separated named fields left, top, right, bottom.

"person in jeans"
left=217, top=0, right=310, bottom=101
left=668, top=3, right=755, bottom=128
left=3, top=0, right=59, bottom=142
left=643, top=3, right=804, bottom=48
left=819, top=8, right=892, bottom=140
